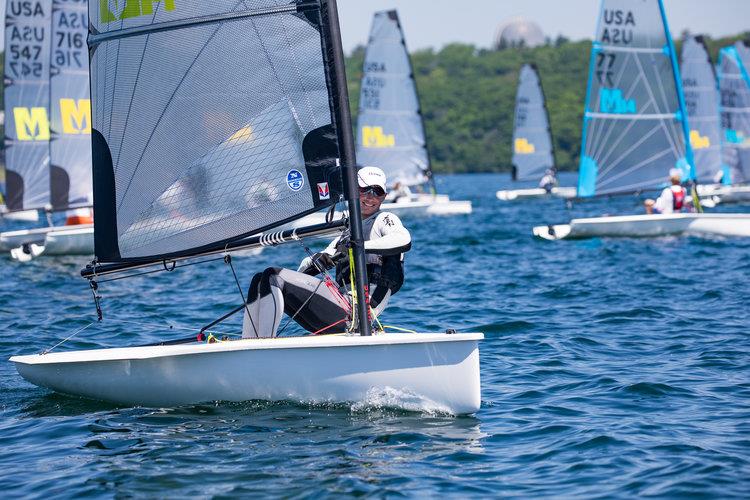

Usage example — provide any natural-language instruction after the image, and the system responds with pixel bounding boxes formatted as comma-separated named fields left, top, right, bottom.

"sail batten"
left=511, top=64, right=554, bottom=182
left=355, top=10, right=431, bottom=188
left=577, top=0, right=694, bottom=197
left=89, top=0, right=345, bottom=262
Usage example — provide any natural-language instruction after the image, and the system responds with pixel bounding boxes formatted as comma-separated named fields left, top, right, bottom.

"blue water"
left=1, top=173, right=749, bottom=497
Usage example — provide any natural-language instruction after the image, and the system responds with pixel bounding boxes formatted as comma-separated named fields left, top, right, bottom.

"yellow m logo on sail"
left=14, top=107, right=49, bottom=141
left=362, top=126, right=395, bottom=148
left=514, top=138, right=535, bottom=154
left=100, top=0, right=176, bottom=23
left=60, top=99, right=91, bottom=135
left=690, top=130, right=710, bottom=150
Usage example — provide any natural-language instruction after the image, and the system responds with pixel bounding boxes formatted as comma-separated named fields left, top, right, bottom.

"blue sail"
left=512, top=64, right=555, bottom=182
left=577, top=0, right=695, bottom=197
left=49, top=0, right=92, bottom=211
left=3, top=0, right=53, bottom=211
left=717, top=42, right=750, bottom=184
left=680, top=35, right=722, bottom=184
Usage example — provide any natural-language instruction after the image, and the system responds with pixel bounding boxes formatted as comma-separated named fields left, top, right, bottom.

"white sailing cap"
left=668, top=168, right=682, bottom=180
left=357, top=166, right=387, bottom=192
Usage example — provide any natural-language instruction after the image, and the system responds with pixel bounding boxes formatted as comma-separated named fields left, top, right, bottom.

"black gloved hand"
left=335, top=235, right=351, bottom=255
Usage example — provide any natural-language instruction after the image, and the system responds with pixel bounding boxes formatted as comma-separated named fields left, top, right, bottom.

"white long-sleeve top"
left=653, top=185, right=690, bottom=214
left=298, top=211, right=411, bottom=272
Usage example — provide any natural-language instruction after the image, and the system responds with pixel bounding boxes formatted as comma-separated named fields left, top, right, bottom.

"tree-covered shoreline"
left=346, top=32, right=750, bottom=174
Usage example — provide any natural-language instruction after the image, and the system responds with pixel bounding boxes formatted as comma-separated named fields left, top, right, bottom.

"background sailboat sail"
left=4, top=0, right=52, bottom=211
left=577, top=0, right=695, bottom=197
left=512, top=63, right=555, bottom=181
left=680, top=35, right=722, bottom=184
left=49, top=0, right=92, bottom=211
left=355, top=10, right=431, bottom=188
left=89, top=0, right=344, bottom=262
left=717, top=42, right=750, bottom=185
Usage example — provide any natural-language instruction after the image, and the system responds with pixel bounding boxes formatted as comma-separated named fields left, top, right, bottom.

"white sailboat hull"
left=533, top=213, right=750, bottom=240
left=0, top=209, right=39, bottom=222
left=496, top=186, right=576, bottom=201
left=1, top=224, right=93, bottom=257
left=697, top=184, right=750, bottom=203
left=11, top=332, right=483, bottom=415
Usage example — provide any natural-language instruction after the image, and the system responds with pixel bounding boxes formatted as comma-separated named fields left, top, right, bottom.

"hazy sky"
left=0, top=1, right=747, bottom=53
left=338, top=0, right=749, bottom=53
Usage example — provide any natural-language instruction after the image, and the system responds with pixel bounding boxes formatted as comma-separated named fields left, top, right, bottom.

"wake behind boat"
left=11, top=0, right=482, bottom=415
left=355, top=10, right=471, bottom=216
left=1, top=0, right=94, bottom=259
left=533, top=0, right=750, bottom=240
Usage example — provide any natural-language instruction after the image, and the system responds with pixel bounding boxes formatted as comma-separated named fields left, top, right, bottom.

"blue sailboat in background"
left=534, top=0, right=750, bottom=240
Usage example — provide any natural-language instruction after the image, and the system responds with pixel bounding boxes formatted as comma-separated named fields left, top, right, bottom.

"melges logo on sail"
left=100, top=0, right=175, bottom=23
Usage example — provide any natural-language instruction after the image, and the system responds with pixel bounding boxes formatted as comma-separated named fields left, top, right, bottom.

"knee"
left=259, top=267, right=283, bottom=296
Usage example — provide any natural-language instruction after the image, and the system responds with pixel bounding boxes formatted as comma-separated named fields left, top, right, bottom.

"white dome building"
left=494, top=18, right=545, bottom=49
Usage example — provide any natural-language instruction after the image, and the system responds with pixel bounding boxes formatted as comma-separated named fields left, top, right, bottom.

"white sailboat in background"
left=681, top=35, right=750, bottom=204
left=496, top=63, right=575, bottom=201
left=699, top=41, right=750, bottom=204
left=354, top=10, right=471, bottom=216
left=11, top=0, right=482, bottom=415
left=0, top=0, right=94, bottom=260
left=533, top=0, right=750, bottom=240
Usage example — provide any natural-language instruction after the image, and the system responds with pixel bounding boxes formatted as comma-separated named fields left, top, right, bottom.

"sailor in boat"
left=538, top=168, right=558, bottom=193
left=386, top=181, right=413, bottom=203
left=644, top=168, right=692, bottom=214
left=242, top=166, right=412, bottom=338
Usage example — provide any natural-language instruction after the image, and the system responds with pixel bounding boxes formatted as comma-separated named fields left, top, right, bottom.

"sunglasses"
left=359, top=186, right=385, bottom=197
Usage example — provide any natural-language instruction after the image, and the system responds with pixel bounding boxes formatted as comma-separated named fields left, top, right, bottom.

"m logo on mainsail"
left=361, top=126, right=395, bottom=148
left=514, top=138, right=535, bottom=154
left=60, top=98, right=91, bottom=134
left=13, top=107, right=50, bottom=140
left=600, top=88, right=636, bottom=114
left=99, top=0, right=175, bottom=23
left=689, top=130, right=710, bottom=149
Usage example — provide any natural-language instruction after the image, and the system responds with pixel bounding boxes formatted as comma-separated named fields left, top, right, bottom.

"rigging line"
left=41, top=322, right=94, bottom=355
left=109, top=316, right=239, bottom=337
left=224, top=252, right=259, bottom=337
left=276, top=279, right=325, bottom=337
left=95, top=255, right=226, bottom=283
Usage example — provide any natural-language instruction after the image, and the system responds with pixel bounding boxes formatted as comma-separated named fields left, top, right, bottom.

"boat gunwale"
left=10, top=332, right=484, bottom=365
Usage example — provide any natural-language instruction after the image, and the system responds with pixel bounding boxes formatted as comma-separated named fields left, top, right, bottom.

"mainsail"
left=717, top=42, right=750, bottom=184
left=680, top=35, right=722, bottom=184
left=355, top=10, right=431, bottom=188
left=4, top=0, right=52, bottom=211
left=511, top=63, right=555, bottom=181
left=49, top=0, right=92, bottom=210
left=577, top=0, right=695, bottom=197
left=88, top=0, right=346, bottom=262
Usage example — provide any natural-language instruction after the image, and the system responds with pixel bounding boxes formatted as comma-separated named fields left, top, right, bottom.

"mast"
left=325, top=0, right=371, bottom=336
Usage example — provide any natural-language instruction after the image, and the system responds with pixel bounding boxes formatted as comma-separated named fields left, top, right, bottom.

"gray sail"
left=511, top=63, right=554, bottom=181
left=355, top=10, right=430, bottom=188
left=89, top=0, right=344, bottom=262
left=717, top=42, right=750, bottom=184
left=680, top=35, right=722, bottom=183
left=3, top=0, right=52, bottom=211
left=577, top=0, right=695, bottom=197
left=49, top=0, right=92, bottom=211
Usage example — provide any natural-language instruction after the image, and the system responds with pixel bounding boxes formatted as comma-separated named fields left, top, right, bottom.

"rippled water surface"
left=1, top=173, right=749, bottom=497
